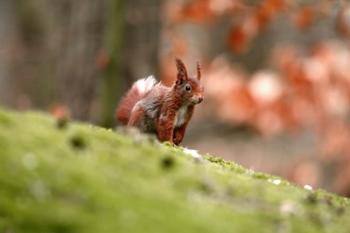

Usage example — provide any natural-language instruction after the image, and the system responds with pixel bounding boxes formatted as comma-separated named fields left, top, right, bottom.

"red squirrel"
left=116, top=58, right=204, bottom=145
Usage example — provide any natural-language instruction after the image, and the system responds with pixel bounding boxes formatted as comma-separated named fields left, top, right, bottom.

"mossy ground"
left=0, top=109, right=349, bottom=233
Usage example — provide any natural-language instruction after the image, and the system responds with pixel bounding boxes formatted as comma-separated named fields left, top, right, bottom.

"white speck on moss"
left=272, top=179, right=281, bottom=185
left=304, top=184, right=313, bottom=191
left=183, top=148, right=203, bottom=161
left=268, top=178, right=281, bottom=185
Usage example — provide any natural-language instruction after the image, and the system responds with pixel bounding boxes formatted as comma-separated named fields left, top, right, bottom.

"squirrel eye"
left=185, top=84, right=192, bottom=92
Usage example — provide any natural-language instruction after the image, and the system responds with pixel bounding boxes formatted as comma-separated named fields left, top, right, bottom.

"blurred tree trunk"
left=3, top=0, right=161, bottom=126
left=3, top=0, right=53, bottom=110
left=122, top=0, right=161, bottom=85
left=99, top=0, right=161, bottom=127
left=0, top=0, right=14, bottom=106
left=49, top=1, right=106, bottom=120
left=99, top=0, right=125, bottom=127
left=10, top=0, right=124, bottom=120
left=9, top=0, right=107, bottom=119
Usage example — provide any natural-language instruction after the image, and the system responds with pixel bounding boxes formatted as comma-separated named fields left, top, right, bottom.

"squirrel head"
left=175, top=58, right=204, bottom=105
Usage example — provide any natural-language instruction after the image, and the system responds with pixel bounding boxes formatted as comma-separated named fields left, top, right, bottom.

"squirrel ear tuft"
left=196, top=62, right=201, bottom=80
left=175, top=58, right=188, bottom=84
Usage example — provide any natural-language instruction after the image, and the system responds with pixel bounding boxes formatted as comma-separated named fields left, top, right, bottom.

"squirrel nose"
left=197, top=96, right=203, bottom=103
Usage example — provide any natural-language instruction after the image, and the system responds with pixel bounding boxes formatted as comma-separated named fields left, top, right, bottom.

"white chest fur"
left=174, top=106, right=188, bottom=127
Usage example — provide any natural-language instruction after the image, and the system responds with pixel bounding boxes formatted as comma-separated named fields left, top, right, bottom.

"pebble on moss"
left=56, top=117, right=69, bottom=129
left=161, top=156, right=175, bottom=170
left=69, top=135, right=87, bottom=150
left=305, top=193, right=318, bottom=205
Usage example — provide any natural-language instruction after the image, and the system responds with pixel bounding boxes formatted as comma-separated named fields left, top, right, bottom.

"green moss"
left=0, top=109, right=349, bottom=233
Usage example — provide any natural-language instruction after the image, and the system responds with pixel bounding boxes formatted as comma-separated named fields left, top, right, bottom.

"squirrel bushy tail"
left=116, top=76, right=157, bottom=125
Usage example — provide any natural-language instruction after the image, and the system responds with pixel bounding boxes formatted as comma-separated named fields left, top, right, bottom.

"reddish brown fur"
left=116, top=58, right=204, bottom=145
left=116, top=86, right=142, bottom=125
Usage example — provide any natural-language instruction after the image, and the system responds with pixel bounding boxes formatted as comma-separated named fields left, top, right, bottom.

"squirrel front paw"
left=173, top=131, right=183, bottom=146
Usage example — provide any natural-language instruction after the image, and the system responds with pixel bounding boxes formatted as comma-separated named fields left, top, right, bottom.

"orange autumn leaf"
left=227, top=14, right=258, bottom=53
left=227, top=17, right=259, bottom=54
left=179, top=0, right=214, bottom=23
left=254, top=7, right=273, bottom=31
left=209, top=0, right=236, bottom=15
left=294, top=5, right=315, bottom=30
left=49, top=104, right=70, bottom=120
left=227, top=25, right=248, bottom=53
left=95, top=49, right=111, bottom=71
left=254, top=0, right=285, bottom=31
left=264, top=0, right=285, bottom=12
left=221, top=85, right=257, bottom=123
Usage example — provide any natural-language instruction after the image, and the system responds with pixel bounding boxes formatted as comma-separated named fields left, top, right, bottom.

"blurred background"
left=1, top=0, right=350, bottom=196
